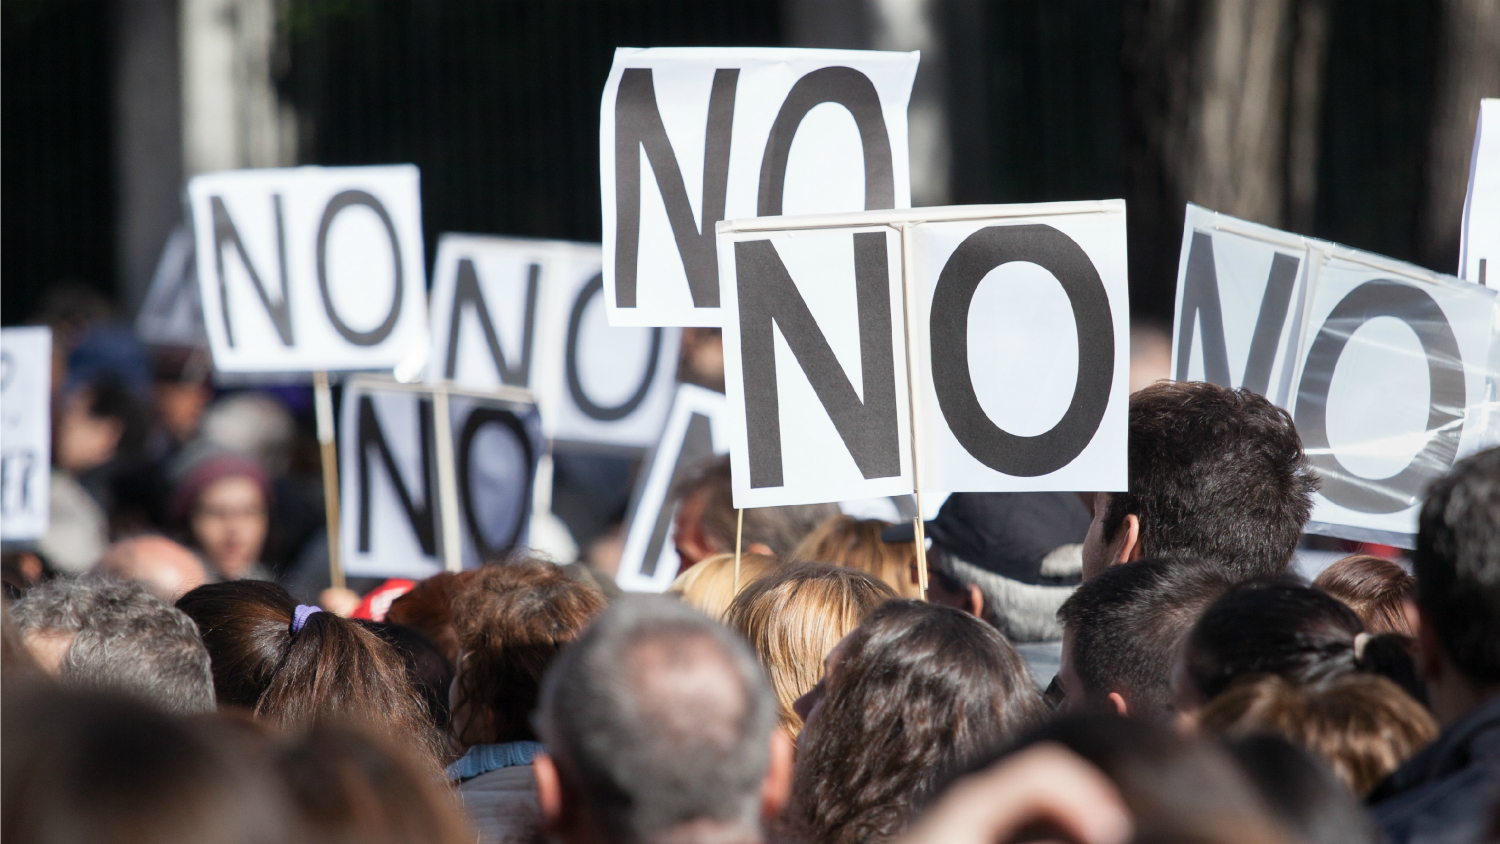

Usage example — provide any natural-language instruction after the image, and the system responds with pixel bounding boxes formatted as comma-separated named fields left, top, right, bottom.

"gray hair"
left=536, top=596, right=776, bottom=844
left=12, top=575, right=215, bottom=715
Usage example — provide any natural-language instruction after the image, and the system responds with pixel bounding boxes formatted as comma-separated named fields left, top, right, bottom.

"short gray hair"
left=12, top=575, right=214, bottom=714
left=536, top=597, right=776, bottom=844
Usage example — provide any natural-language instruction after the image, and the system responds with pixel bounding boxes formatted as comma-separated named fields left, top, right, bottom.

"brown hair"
left=666, top=552, right=780, bottom=620
left=1313, top=554, right=1416, bottom=636
left=175, top=581, right=445, bottom=767
left=277, top=725, right=474, bottom=844
left=790, top=601, right=1047, bottom=844
left=384, top=571, right=477, bottom=665
left=791, top=516, right=921, bottom=599
left=1198, top=673, right=1438, bottom=795
left=451, top=560, right=606, bottom=747
left=674, top=456, right=840, bottom=556
left=724, top=563, right=895, bottom=734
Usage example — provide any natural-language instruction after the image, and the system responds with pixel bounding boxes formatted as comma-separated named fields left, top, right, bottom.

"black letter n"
left=210, top=195, right=294, bottom=348
left=614, top=68, right=737, bottom=309
left=735, top=233, right=900, bottom=488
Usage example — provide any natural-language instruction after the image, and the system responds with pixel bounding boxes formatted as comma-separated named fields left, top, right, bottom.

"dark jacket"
left=1369, top=693, right=1500, bottom=844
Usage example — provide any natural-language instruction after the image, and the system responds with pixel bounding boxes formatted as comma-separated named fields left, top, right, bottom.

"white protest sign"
left=1, top=328, right=53, bottom=541
left=615, top=384, right=729, bottom=592
left=188, top=165, right=429, bottom=374
left=601, top=47, right=919, bottom=328
left=1461, top=99, right=1500, bottom=288
left=1172, top=204, right=1500, bottom=544
left=716, top=202, right=1128, bottom=509
left=428, top=233, right=680, bottom=449
left=136, top=224, right=208, bottom=347
left=339, top=380, right=541, bottom=579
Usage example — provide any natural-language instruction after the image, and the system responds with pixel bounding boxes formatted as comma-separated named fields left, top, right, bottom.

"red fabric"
left=351, top=579, right=417, bottom=622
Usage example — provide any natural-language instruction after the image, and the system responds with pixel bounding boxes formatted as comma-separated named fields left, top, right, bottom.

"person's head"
left=11, top=574, right=214, bottom=714
left=1312, top=555, right=1417, bottom=636
left=450, top=560, right=606, bottom=749
left=385, top=570, right=478, bottom=665
left=1082, top=382, right=1317, bottom=581
left=1174, top=579, right=1419, bottom=718
left=789, top=601, right=1046, bottom=844
left=533, top=596, right=792, bottom=844
left=670, top=455, right=839, bottom=565
left=1198, top=673, right=1437, bottom=796
left=174, top=580, right=443, bottom=765
left=1224, top=733, right=1381, bottom=844
left=2, top=686, right=296, bottom=844
left=666, top=552, right=780, bottom=620
left=171, top=451, right=273, bottom=579
left=1056, top=557, right=1238, bottom=718
left=1413, top=446, right=1500, bottom=713
left=724, top=563, right=895, bottom=734
left=363, top=621, right=455, bottom=732
left=276, top=725, right=474, bottom=844
left=53, top=380, right=149, bottom=473
left=792, top=516, right=922, bottom=599
left=97, top=535, right=209, bottom=600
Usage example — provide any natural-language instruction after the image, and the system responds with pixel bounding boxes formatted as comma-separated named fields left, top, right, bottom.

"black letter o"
left=566, top=274, right=663, bottom=422
left=317, top=190, right=404, bottom=346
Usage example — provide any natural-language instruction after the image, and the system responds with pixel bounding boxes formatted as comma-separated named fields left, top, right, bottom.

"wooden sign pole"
left=313, top=370, right=345, bottom=590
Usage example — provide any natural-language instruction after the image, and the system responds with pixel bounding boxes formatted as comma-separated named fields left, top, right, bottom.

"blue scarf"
left=446, top=741, right=544, bottom=783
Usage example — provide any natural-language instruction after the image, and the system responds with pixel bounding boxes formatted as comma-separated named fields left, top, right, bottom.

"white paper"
left=136, top=224, right=208, bottom=347
left=1, top=328, right=53, bottom=541
left=910, top=206, right=1130, bottom=493
left=1171, top=204, right=1500, bottom=543
left=189, top=165, right=430, bottom=375
left=601, top=47, right=919, bottom=327
left=1461, top=99, right=1500, bottom=288
left=718, top=224, right=913, bottom=508
left=615, top=384, right=729, bottom=592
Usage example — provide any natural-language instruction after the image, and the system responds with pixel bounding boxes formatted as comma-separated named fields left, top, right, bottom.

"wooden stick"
left=430, top=384, right=463, bottom=574
left=734, top=507, right=744, bottom=592
left=313, top=371, right=345, bottom=590
left=897, top=222, right=929, bottom=601
left=914, top=493, right=929, bottom=597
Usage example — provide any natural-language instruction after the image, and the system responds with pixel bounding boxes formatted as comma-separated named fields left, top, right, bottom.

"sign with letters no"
left=1172, top=204, right=1500, bottom=544
left=601, top=48, right=919, bottom=328
left=188, top=165, right=430, bottom=375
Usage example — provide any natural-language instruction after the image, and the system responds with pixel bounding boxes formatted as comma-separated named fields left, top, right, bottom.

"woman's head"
left=450, top=560, right=606, bottom=748
left=1312, top=555, right=1417, bottom=637
left=175, top=581, right=443, bottom=765
left=790, top=601, right=1047, bottom=844
left=724, top=563, right=895, bottom=734
left=666, top=552, right=779, bottom=620
left=791, top=516, right=921, bottom=599
left=385, top=571, right=478, bottom=665
left=171, top=452, right=272, bottom=579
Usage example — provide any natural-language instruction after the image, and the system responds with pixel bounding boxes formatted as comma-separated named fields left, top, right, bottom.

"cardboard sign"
left=716, top=201, right=1128, bottom=509
left=601, top=48, right=919, bottom=328
left=188, top=165, right=430, bottom=374
left=338, top=380, right=542, bottom=579
left=427, top=234, right=680, bottom=449
left=1, top=327, right=52, bottom=541
left=1172, top=204, right=1500, bottom=544
left=1461, top=99, right=1500, bottom=288
left=136, top=224, right=208, bottom=347
left=615, top=384, right=729, bottom=592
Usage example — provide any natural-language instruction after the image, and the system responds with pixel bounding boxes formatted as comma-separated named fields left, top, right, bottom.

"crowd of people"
left=2, top=298, right=1499, bottom=844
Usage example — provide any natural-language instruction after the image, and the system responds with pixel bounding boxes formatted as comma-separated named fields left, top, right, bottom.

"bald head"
left=98, top=536, right=208, bottom=600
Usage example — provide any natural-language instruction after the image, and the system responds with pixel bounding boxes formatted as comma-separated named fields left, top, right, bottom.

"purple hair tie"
left=292, top=605, right=324, bottom=633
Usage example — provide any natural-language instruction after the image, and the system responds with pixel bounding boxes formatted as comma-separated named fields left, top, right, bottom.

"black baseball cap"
left=881, top=492, right=1092, bottom=584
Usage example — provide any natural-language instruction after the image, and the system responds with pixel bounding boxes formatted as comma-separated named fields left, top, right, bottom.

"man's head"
left=1056, top=557, right=1238, bottom=718
left=1082, top=382, right=1317, bottom=580
left=671, top=456, right=838, bottom=566
left=534, top=596, right=792, bottom=844
left=11, top=575, right=215, bottom=714
left=97, top=535, right=209, bottom=600
left=1414, top=447, right=1500, bottom=707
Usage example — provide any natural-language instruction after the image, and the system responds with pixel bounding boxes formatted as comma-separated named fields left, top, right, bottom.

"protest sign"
left=188, top=165, right=430, bottom=375
left=338, top=378, right=541, bottom=579
left=1461, top=99, right=1500, bottom=288
left=615, top=384, right=729, bottom=592
left=1172, top=204, right=1500, bottom=544
left=716, top=201, right=1129, bottom=510
left=136, top=224, right=208, bottom=348
left=601, top=47, right=919, bottom=328
left=1, top=327, right=52, bottom=541
left=428, top=233, right=680, bottom=449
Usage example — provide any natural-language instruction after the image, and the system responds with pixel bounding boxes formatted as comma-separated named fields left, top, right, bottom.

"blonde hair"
left=724, top=563, right=896, bottom=735
left=666, top=553, right=780, bottom=621
left=1198, top=673, right=1438, bottom=795
left=791, top=516, right=921, bottom=599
